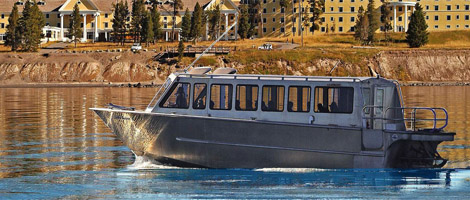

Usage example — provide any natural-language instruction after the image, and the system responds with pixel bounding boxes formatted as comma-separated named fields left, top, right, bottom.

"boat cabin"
left=146, top=68, right=406, bottom=131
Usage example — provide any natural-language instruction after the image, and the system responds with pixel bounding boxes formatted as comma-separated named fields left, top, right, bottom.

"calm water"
left=0, top=86, right=470, bottom=199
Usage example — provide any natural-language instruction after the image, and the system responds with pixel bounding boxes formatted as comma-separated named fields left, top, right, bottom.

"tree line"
left=354, top=0, right=428, bottom=48
left=5, top=0, right=45, bottom=52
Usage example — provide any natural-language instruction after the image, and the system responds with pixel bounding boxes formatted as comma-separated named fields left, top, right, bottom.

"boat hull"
left=92, top=108, right=453, bottom=168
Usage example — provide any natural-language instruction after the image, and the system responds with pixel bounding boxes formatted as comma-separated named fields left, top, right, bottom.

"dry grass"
left=0, top=44, right=10, bottom=52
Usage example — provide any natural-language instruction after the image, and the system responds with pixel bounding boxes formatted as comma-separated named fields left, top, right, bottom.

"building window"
left=339, top=17, right=343, bottom=22
left=447, top=15, right=451, bottom=21
left=164, top=24, right=167, bottom=28
left=465, top=15, right=469, bottom=21
left=46, top=22, right=49, bottom=26
left=272, top=17, right=275, bottom=22
left=447, top=5, right=451, bottom=11
left=57, top=14, right=60, bottom=18
left=272, top=8, right=275, bottom=13
left=330, top=7, right=334, bottom=12
left=281, top=7, right=285, bottom=13
left=456, top=5, right=460, bottom=10
left=57, top=23, right=60, bottom=27
left=398, top=16, right=402, bottom=22
left=263, top=8, right=266, bottom=13
left=321, top=27, right=325, bottom=32
left=1, top=14, right=4, bottom=19
left=434, top=5, right=439, bottom=11
left=339, top=26, right=343, bottom=32
left=350, top=7, right=355, bottom=12
left=46, top=13, right=49, bottom=18
left=272, top=27, right=275, bottom=32
left=263, top=18, right=266, bottom=23
left=330, top=17, right=334, bottom=21
left=399, top=7, right=402, bottom=12
left=466, top=5, right=470, bottom=11
left=91, top=22, right=94, bottom=27
left=104, top=22, right=108, bottom=28
left=426, top=16, right=429, bottom=20
left=434, top=25, right=439, bottom=29
left=210, top=84, right=233, bottom=110
left=435, top=16, right=439, bottom=21
left=350, top=17, right=355, bottom=22
left=281, top=17, right=284, bottom=23
left=350, top=26, right=355, bottom=32
left=339, top=7, right=343, bottom=12
left=457, top=15, right=460, bottom=20
left=105, top=13, right=108, bottom=18
left=446, top=25, right=451, bottom=29
left=0, top=23, right=4, bottom=28
left=281, top=27, right=285, bottom=33
left=263, top=27, right=266, bottom=32
left=426, top=5, right=429, bottom=10
left=465, top=25, right=469, bottom=29
left=292, top=27, right=296, bottom=33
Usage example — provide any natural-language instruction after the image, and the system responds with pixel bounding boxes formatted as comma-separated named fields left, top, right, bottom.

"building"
left=245, top=0, right=470, bottom=37
left=1, top=0, right=470, bottom=43
left=0, top=0, right=239, bottom=43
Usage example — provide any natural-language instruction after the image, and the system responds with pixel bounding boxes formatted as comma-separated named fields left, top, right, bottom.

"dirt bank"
left=1, top=49, right=469, bottom=86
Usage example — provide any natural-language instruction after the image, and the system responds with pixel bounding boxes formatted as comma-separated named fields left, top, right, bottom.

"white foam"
left=127, top=153, right=180, bottom=170
left=254, top=168, right=333, bottom=173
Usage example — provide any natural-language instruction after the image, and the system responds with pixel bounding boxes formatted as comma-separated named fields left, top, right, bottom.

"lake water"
left=0, top=86, right=470, bottom=199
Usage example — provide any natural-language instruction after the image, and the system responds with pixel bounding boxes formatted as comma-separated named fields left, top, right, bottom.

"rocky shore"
left=1, top=49, right=470, bottom=87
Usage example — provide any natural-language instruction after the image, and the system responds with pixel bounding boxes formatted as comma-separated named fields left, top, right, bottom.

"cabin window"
left=210, top=84, right=233, bottom=110
left=159, top=83, right=190, bottom=109
left=193, top=83, right=207, bottom=109
left=261, top=86, right=285, bottom=112
left=315, top=87, right=354, bottom=113
left=236, top=85, right=259, bottom=111
left=288, top=86, right=311, bottom=112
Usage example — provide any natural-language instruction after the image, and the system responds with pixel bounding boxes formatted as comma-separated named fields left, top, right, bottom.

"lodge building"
left=0, top=0, right=470, bottom=43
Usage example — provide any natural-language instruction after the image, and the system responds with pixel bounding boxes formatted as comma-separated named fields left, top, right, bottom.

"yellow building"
left=0, top=0, right=239, bottom=43
left=244, top=0, right=470, bottom=37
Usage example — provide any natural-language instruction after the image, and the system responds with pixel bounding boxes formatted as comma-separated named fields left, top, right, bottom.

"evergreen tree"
left=150, top=4, right=162, bottom=41
left=237, top=5, right=250, bottom=40
left=308, top=0, right=325, bottom=36
left=279, top=0, right=290, bottom=37
left=131, top=0, right=146, bottom=42
left=171, top=0, right=184, bottom=41
left=112, top=0, right=129, bottom=45
left=190, top=2, right=203, bottom=43
left=208, top=5, right=221, bottom=40
left=406, top=3, right=428, bottom=48
left=142, top=11, right=154, bottom=47
left=177, top=40, right=185, bottom=62
left=5, top=4, right=20, bottom=51
left=21, top=0, right=45, bottom=52
left=181, top=9, right=191, bottom=41
left=366, top=0, right=379, bottom=44
left=381, top=0, right=392, bottom=41
left=354, top=6, right=369, bottom=44
left=69, top=4, right=83, bottom=48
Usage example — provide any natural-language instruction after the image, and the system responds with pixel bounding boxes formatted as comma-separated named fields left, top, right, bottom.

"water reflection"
left=0, top=86, right=469, bottom=198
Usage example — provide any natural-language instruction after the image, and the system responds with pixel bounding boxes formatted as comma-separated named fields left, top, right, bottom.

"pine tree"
left=5, top=4, right=20, bottom=51
left=190, top=2, right=203, bottom=43
left=151, top=4, right=162, bottom=41
left=171, top=0, right=184, bottom=41
left=142, top=11, right=154, bottom=47
left=112, top=0, right=129, bottom=45
left=366, top=0, right=379, bottom=44
left=354, top=6, right=369, bottom=44
left=69, top=4, right=83, bottom=48
left=131, top=0, right=145, bottom=43
left=181, top=9, right=191, bottom=41
left=309, top=0, right=325, bottom=36
left=238, top=5, right=250, bottom=40
left=177, top=40, right=185, bottom=62
left=18, top=0, right=31, bottom=50
left=381, top=0, right=392, bottom=42
left=21, top=0, right=45, bottom=52
left=406, top=3, right=428, bottom=48
left=208, top=5, right=221, bottom=40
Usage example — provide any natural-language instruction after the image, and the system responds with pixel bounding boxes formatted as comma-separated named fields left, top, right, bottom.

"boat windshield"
left=146, top=77, right=173, bottom=111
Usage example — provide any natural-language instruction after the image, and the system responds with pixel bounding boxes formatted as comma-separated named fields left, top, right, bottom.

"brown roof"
left=0, top=0, right=230, bottom=14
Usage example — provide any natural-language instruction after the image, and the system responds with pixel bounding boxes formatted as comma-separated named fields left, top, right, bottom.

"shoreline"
left=2, top=81, right=470, bottom=88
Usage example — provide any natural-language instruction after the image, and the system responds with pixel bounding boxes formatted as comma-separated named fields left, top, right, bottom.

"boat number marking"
left=113, top=116, right=131, bottom=120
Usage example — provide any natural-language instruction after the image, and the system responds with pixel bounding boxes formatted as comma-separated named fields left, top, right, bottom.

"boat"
left=91, top=68, right=455, bottom=168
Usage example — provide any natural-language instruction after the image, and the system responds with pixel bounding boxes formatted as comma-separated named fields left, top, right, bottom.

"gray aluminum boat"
left=91, top=67, right=455, bottom=168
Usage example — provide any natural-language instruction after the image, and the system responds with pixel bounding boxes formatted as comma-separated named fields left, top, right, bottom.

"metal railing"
left=146, top=77, right=172, bottom=112
left=176, top=73, right=365, bottom=83
left=362, top=105, right=449, bottom=132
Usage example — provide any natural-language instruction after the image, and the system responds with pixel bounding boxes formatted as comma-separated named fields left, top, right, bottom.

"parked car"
left=258, top=43, right=273, bottom=50
left=131, top=43, right=142, bottom=51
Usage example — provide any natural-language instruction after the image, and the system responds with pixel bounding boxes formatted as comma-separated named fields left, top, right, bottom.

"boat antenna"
left=184, top=17, right=238, bottom=72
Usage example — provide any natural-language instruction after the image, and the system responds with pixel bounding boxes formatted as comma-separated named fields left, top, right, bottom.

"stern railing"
left=362, top=106, right=449, bottom=132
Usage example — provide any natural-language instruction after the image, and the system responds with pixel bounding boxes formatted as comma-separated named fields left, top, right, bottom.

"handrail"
left=176, top=73, right=366, bottom=83
left=362, top=106, right=449, bottom=132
